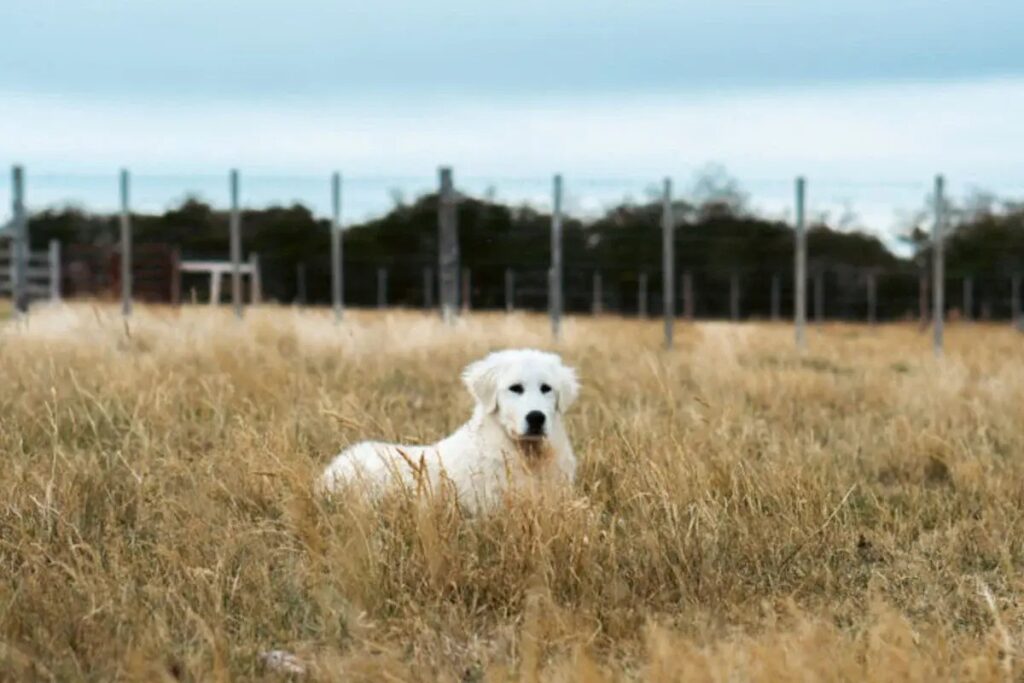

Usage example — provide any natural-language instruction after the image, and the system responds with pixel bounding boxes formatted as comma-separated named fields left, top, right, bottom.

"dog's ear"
left=554, top=363, right=580, bottom=413
left=462, top=356, right=500, bottom=413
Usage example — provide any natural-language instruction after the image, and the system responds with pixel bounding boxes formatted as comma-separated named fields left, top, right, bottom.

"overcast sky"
left=1, top=0, right=1023, bottom=234
left=3, top=0, right=1023, bottom=97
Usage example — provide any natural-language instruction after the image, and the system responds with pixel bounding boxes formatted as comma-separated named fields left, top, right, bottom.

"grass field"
left=1, top=304, right=1023, bottom=681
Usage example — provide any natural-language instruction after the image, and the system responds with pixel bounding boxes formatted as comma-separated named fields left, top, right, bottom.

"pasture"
left=1, top=305, right=1022, bottom=681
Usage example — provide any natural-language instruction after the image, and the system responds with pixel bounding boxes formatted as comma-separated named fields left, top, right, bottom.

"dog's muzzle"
left=524, top=411, right=546, bottom=437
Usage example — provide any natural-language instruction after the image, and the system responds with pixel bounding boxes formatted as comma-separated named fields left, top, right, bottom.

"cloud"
left=2, top=77, right=1022, bottom=177
left=1, top=76, right=1022, bottom=249
left=1, top=0, right=1022, bottom=96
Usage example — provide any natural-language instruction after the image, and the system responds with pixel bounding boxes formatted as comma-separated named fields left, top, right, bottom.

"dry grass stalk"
left=1, top=304, right=1022, bottom=681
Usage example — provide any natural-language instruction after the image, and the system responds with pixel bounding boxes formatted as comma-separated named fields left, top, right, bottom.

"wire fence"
left=2, top=165, right=1023, bottom=352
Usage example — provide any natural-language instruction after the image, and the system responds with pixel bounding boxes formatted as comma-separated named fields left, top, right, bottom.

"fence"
left=4, top=165, right=1023, bottom=355
left=332, top=261, right=1021, bottom=318
left=0, top=240, right=60, bottom=307
left=61, top=243, right=181, bottom=304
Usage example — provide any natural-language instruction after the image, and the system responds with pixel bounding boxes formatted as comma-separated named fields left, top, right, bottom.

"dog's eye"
left=540, top=384, right=552, bottom=394
left=509, top=384, right=524, bottom=394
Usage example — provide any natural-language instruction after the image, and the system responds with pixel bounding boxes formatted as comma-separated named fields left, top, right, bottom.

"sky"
left=1, top=0, right=1023, bottom=243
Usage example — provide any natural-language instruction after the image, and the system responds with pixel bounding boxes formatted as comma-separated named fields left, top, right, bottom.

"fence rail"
left=0, top=240, right=61, bottom=304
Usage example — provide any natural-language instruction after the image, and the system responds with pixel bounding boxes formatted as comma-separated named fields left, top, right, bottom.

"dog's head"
left=462, top=349, right=579, bottom=442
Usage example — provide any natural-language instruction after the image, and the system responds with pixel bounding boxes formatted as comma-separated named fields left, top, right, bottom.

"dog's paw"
left=260, top=649, right=307, bottom=676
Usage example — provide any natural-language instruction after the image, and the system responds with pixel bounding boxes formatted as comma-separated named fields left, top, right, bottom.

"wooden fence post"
left=592, top=271, right=603, bottom=315
left=461, top=266, right=471, bottom=312
left=229, top=169, right=243, bottom=318
left=551, top=174, right=563, bottom=339
left=11, top=165, right=27, bottom=316
left=918, top=271, right=929, bottom=329
left=296, top=263, right=307, bottom=305
left=770, top=274, right=781, bottom=321
left=331, top=171, right=343, bottom=322
left=1012, top=274, right=1022, bottom=329
left=662, top=178, right=675, bottom=347
left=730, top=271, right=740, bottom=321
left=933, top=174, right=945, bottom=355
left=48, top=240, right=61, bottom=302
left=249, top=253, right=261, bottom=304
left=682, top=270, right=694, bottom=320
left=814, top=269, right=824, bottom=326
left=171, top=247, right=182, bottom=305
left=210, top=271, right=222, bottom=306
left=794, top=177, right=807, bottom=349
left=377, top=267, right=387, bottom=309
left=505, top=268, right=514, bottom=313
left=638, top=272, right=648, bottom=318
left=120, top=169, right=132, bottom=316
left=423, top=267, right=434, bottom=309
left=962, top=276, right=973, bottom=322
left=867, top=270, right=877, bottom=325
left=438, top=167, right=459, bottom=323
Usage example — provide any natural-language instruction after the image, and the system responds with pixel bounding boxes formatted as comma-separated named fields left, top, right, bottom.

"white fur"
left=319, top=349, right=580, bottom=512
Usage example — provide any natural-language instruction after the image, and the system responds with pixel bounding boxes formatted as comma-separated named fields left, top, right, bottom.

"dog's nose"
left=525, top=411, right=546, bottom=434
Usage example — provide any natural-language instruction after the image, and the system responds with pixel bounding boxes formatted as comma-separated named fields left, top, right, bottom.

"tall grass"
left=1, top=305, right=1022, bottom=681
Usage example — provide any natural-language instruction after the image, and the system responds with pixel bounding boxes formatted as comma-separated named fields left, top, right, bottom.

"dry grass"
left=1, top=304, right=1023, bottom=682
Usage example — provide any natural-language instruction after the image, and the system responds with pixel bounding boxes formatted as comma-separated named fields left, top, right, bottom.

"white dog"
left=319, top=349, right=580, bottom=512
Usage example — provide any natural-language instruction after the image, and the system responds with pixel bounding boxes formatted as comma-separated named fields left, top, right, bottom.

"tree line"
left=24, top=183, right=1024, bottom=320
